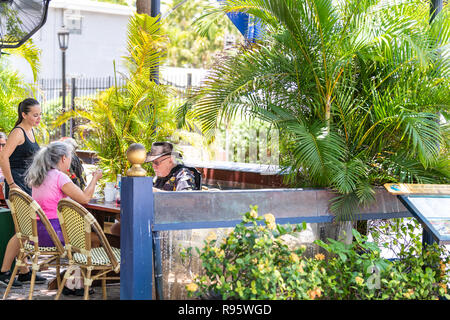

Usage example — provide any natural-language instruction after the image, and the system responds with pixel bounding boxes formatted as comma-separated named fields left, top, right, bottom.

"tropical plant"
left=0, top=40, right=47, bottom=142
left=179, top=0, right=450, bottom=220
left=2, top=40, right=41, bottom=82
left=54, top=13, right=176, bottom=182
left=0, top=61, right=28, bottom=133
left=162, top=0, right=243, bottom=68
left=182, top=206, right=450, bottom=300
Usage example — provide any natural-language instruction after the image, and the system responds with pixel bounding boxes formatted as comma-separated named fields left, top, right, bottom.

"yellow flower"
left=264, top=213, right=275, bottom=224
left=315, top=253, right=325, bottom=261
left=211, top=247, right=224, bottom=258
left=186, top=282, right=198, bottom=292
left=298, top=265, right=304, bottom=273
left=258, top=263, right=265, bottom=272
left=290, top=253, right=300, bottom=263
left=250, top=208, right=258, bottom=219
left=315, top=287, right=322, bottom=298
left=307, top=288, right=321, bottom=300
left=205, top=231, right=217, bottom=243
left=227, top=264, right=235, bottom=272
left=440, top=262, right=447, bottom=276
left=355, top=276, right=364, bottom=286
left=403, top=289, right=414, bottom=299
left=263, top=213, right=276, bottom=230
left=217, top=249, right=225, bottom=259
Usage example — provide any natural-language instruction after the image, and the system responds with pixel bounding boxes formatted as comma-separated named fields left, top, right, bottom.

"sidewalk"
left=1, top=268, right=120, bottom=300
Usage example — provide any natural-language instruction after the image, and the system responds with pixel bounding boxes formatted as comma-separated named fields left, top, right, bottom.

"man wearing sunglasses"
left=109, top=141, right=201, bottom=236
left=145, top=141, right=201, bottom=191
left=0, top=132, right=7, bottom=182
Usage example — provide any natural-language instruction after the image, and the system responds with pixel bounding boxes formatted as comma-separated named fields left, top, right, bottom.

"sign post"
left=120, top=176, right=154, bottom=300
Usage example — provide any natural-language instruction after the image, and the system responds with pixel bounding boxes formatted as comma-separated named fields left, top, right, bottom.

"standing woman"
left=0, top=98, right=41, bottom=198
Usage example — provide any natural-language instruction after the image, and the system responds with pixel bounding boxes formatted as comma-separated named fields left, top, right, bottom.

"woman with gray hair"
left=59, top=137, right=86, bottom=190
left=0, top=141, right=102, bottom=290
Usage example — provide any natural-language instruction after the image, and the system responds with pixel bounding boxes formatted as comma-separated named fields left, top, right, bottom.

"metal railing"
left=37, top=72, right=199, bottom=139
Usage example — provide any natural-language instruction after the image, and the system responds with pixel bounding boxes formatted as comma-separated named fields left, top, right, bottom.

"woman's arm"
left=0, top=128, right=25, bottom=187
left=61, top=169, right=102, bottom=204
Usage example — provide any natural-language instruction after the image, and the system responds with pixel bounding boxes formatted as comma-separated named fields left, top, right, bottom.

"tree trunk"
left=136, top=0, right=151, bottom=15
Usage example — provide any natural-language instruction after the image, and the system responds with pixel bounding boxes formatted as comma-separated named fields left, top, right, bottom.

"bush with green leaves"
left=182, top=205, right=325, bottom=299
left=316, top=225, right=449, bottom=300
left=182, top=206, right=450, bottom=300
left=0, top=42, right=49, bottom=144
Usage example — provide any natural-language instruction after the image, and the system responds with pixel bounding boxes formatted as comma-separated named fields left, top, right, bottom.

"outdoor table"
left=83, top=198, right=120, bottom=231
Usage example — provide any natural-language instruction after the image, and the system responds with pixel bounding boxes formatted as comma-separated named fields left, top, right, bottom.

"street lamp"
left=57, top=26, right=69, bottom=138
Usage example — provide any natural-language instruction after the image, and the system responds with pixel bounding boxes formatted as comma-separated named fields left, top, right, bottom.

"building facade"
left=8, top=0, right=134, bottom=82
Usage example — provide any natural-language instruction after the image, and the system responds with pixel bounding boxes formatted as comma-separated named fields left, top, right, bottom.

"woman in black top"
left=0, top=98, right=41, bottom=198
left=0, top=98, right=46, bottom=287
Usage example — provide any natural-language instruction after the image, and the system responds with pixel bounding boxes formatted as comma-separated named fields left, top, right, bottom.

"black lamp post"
left=57, top=26, right=69, bottom=138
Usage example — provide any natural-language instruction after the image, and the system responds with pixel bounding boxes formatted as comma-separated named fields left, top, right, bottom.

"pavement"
left=1, top=267, right=120, bottom=300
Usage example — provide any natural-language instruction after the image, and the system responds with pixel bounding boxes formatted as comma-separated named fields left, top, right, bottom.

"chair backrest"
left=6, top=188, right=65, bottom=254
left=57, top=198, right=119, bottom=271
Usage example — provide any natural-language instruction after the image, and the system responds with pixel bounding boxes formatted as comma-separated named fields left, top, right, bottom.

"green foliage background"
left=163, top=0, right=243, bottom=68
left=180, top=0, right=450, bottom=219
left=55, top=13, right=176, bottom=182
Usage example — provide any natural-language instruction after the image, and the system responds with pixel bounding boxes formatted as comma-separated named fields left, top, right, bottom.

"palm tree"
left=180, top=0, right=450, bottom=220
left=136, top=0, right=152, bottom=14
left=55, top=13, right=175, bottom=182
left=0, top=40, right=41, bottom=133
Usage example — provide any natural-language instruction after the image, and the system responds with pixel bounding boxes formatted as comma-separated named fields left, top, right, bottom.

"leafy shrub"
left=182, top=206, right=450, bottom=300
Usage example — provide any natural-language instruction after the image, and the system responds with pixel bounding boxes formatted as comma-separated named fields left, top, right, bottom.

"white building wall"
left=8, top=0, right=135, bottom=82
left=7, top=0, right=211, bottom=91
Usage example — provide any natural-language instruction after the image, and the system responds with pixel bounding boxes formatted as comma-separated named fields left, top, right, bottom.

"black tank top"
left=5, top=126, right=40, bottom=198
left=9, top=126, right=40, bottom=169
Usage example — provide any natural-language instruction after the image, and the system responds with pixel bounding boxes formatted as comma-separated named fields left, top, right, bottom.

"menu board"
left=398, top=195, right=450, bottom=244
left=384, top=183, right=450, bottom=195
left=383, top=184, right=450, bottom=244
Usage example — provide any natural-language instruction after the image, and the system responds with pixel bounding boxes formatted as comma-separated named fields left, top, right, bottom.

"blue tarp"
left=219, top=1, right=263, bottom=41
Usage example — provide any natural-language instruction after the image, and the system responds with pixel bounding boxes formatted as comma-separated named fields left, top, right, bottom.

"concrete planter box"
left=153, top=186, right=411, bottom=228
left=151, top=187, right=411, bottom=299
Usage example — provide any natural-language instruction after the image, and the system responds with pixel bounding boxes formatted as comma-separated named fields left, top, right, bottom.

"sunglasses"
left=152, top=155, right=170, bottom=166
left=0, top=143, right=5, bottom=147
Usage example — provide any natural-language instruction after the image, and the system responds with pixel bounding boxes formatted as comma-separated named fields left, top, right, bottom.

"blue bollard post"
left=120, top=176, right=154, bottom=300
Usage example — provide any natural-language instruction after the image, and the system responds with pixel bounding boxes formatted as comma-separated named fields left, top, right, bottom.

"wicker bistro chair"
left=55, top=198, right=120, bottom=300
left=3, top=188, right=67, bottom=300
